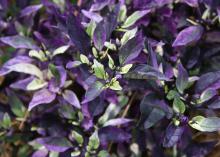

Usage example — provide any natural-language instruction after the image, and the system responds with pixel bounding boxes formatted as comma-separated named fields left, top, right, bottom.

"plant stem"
left=74, top=0, right=82, bottom=16
left=108, top=92, right=137, bottom=152
left=173, top=145, right=177, bottom=157
left=19, top=111, right=29, bottom=131
left=121, top=92, right=137, bottom=118
left=77, top=0, right=82, bottom=6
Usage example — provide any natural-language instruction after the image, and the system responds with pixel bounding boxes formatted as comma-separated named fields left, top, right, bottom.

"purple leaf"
left=103, top=7, right=119, bottom=40
left=84, top=75, right=97, bottom=89
left=82, top=9, right=103, bottom=22
left=155, top=0, right=172, bottom=6
left=56, top=66, right=67, bottom=88
left=0, top=35, right=39, bottom=49
left=90, top=0, right=109, bottom=11
left=146, top=40, right=158, bottom=68
left=195, top=71, right=220, bottom=94
left=122, top=10, right=151, bottom=28
left=208, top=97, right=220, bottom=109
left=82, top=81, right=104, bottom=103
left=28, top=88, right=56, bottom=111
left=172, top=25, right=203, bottom=47
left=164, top=62, right=174, bottom=79
left=199, top=88, right=217, bottom=103
left=20, top=4, right=43, bottom=17
left=133, top=0, right=171, bottom=9
left=140, top=93, right=171, bottom=129
left=66, top=61, right=82, bottom=69
left=205, top=31, right=220, bottom=43
left=182, top=0, right=198, bottom=7
left=32, top=149, right=48, bottom=157
left=10, top=76, right=35, bottom=90
left=176, top=63, right=188, bottom=94
left=184, top=141, right=217, bottom=157
left=103, top=118, right=132, bottom=127
left=82, top=117, right=94, bottom=131
left=62, top=90, right=81, bottom=109
left=36, top=137, right=73, bottom=152
left=163, top=124, right=184, bottom=147
left=93, top=21, right=106, bottom=51
left=99, top=126, right=131, bottom=146
left=48, top=65, right=67, bottom=93
left=6, top=63, right=43, bottom=80
left=0, top=0, right=8, bottom=9
left=144, top=108, right=165, bottom=129
left=119, top=32, right=144, bottom=64
left=67, top=14, right=91, bottom=53
left=125, top=64, right=170, bottom=81
left=185, top=46, right=200, bottom=68
left=0, top=56, right=33, bottom=76
left=88, top=96, right=107, bottom=117
left=217, top=7, right=220, bottom=18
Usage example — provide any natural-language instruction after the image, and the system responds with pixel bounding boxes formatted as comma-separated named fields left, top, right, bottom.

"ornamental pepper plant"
left=1, top=0, right=220, bottom=157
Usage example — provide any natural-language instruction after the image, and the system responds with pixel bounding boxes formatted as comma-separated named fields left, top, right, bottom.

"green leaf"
left=8, top=93, right=26, bottom=117
left=71, top=150, right=81, bottom=157
left=173, top=98, right=185, bottom=114
left=28, top=140, right=43, bottom=150
left=92, top=59, right=108, bottom=79
left=49, top=151, right=59, bottom=157
left=26, top=78, right=48, bottom=91
left=53, top=45, right=69, bottom=57
left=8, top=63, right=43, bottom=80
left=189, top=116, right=220, bottom=132
left=85, top=152, right=90, bottom=157
left=1, top=113, right=11, bottom=129
left=109, top=79, right=122, bottom=91
left=166, top=90, right=179, bottom=100
left=78, top=111, right=84, bottom=122
left=121, top=27, right=137, bottom=45
left=118, top=5, right=127, bottom=22
left=86, top=20, right=96, bottom=38
left=120, top=64, right=133, bottom=74
left=72, top=131, right=83, bottom=145
left=17, top=145, right=31, bottom=157
left=80, top=54, right=90, bottom=64
left=107, top=54, right=115, bottom=69
left=110, top=81, right=122, bottom=91
left=92, top=47, right=98, bottom=58
left=49, top=63, right=60, bottom=81
left=98, top=150, right=110, bottom=157
left=104, top=42, right=117, bottom=50
left=173, top=118, right=180, bottom=126
left=121, top=10, right=150, bottom=28
left=29, top=50, right=47, bottom=62
left=88, top=131, right=100, bottom=150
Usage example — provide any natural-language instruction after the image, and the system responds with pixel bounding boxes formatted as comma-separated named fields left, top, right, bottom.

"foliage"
left=1, top=0, right=220, bottom=156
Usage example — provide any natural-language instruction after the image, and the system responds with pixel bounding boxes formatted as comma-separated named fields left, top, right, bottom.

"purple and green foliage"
left=1, top=0, right=220, bottom=156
